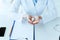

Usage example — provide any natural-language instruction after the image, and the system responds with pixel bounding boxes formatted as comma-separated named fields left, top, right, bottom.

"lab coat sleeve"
left=11, top=0, right=21, bottom=13
left=41, top=0, right=57, bottom=24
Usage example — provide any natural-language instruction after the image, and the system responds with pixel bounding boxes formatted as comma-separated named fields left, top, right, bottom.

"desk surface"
left=36, top=17, right=60, bottom=40
left=0, top=17, right=60, bottom=40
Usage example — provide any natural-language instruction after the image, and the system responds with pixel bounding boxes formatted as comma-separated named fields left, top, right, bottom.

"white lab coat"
left=0, top=0, right=57, bottom=40
left=11, top=0, right=57, bottom=24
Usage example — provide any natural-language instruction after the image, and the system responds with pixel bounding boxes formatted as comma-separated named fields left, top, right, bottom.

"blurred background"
left=0, top=0, right=60, bottom=40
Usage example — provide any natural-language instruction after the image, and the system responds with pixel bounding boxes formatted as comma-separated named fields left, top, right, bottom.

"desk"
left=0, top=17, right=60, bottom=40
left=35, top=17, right=60, bottom=40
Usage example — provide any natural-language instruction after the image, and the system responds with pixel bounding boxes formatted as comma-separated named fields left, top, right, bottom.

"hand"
left=28, top=16, right=42, bottom=25
left=28, top=15, right=34, bottom=24
left=32, top=16, right=42, bottom=25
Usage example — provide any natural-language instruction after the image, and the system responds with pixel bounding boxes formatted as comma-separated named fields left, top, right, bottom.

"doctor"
left=21, top=0, right=47, bottom=24
left=10, top=0, right=57, bottom=40
left=11, top=0, right=57, bottom=24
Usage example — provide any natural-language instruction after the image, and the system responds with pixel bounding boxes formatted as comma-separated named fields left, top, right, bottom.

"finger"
left=33, top=20, right=39, bottom=24
left=33, top=22, right=39, bottom=25
left=28, top=20, right=33, bottom=24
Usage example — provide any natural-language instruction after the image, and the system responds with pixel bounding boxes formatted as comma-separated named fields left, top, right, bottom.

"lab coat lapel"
left=35, top=0, right=47, bottom=15
left=21, top=0, right=37, bottom=16
left=25, top=0, right=35, bottom=10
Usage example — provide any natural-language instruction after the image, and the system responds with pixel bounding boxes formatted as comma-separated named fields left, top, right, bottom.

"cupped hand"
left=28, top=16, right=42, bottom=25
